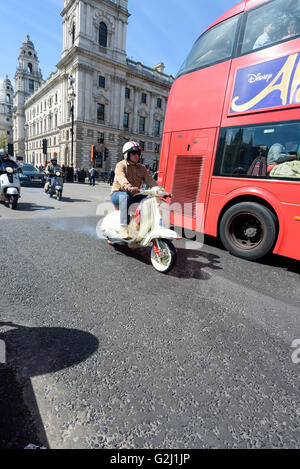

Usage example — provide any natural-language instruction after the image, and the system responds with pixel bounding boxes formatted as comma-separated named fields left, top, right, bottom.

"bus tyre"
left=219, top=202, right=277, bottom=261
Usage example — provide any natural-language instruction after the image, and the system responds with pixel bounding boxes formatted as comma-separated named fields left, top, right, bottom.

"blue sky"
left=0, top=0, right=239, bottom=83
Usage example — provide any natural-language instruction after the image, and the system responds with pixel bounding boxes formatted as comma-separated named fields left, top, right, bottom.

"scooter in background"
left=0, top=166, right=21, bottom=209
left=46, top=171, right=64, bottom=200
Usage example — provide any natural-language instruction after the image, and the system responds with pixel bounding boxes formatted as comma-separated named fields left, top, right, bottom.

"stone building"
left=13, top=35, right=43, bottom=158
left=0, top=76, right=14, bottom=151
left=14, top=0, right=174, bottom=172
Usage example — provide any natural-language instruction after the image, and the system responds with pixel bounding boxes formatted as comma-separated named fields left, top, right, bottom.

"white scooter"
left=0, top=165, right=21, bottom=209
left=100, top=186, right=181, bottom=273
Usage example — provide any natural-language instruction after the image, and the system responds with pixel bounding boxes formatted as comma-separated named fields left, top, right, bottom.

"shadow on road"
left=17, top=202, right=56, bottom=212
left=0, top=322, right=99, bottom=449
left=113, top=244, right=222, bottom=280
left=60, top=197, right=90, bottom=203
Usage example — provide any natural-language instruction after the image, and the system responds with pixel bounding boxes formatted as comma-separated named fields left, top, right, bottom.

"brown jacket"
left=111, top=159, right=156, bottom=193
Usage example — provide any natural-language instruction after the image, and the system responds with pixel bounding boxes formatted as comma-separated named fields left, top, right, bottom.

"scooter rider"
left=0, top=149, right=18, bottom=172
left=44, top=155, right=62, bottom=192
left=111, top=141, right=157, bottom=239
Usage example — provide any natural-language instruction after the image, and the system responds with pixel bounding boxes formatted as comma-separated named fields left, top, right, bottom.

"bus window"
left=241, top=0, right=300, bottom=54
left=214, top=122, right=300, bottom=179
left=176, top=14, right=240, bottom=78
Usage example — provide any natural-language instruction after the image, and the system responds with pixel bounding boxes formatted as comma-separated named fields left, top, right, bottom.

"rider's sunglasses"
left=130, top=149, right=140, bottom=155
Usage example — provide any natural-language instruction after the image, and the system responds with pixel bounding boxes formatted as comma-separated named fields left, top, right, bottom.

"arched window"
left=28, top=63, right=33, bottom=73
left=99, top=22, right=107, bottom=47
left=6, top=94, right=10, bottom=103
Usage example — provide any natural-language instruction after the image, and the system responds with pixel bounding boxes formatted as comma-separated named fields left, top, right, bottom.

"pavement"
left=0, top=181, right=299, bottom=449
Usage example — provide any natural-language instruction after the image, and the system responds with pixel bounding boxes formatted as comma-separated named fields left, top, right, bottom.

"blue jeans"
left=110, top=191, right=147, bottom=226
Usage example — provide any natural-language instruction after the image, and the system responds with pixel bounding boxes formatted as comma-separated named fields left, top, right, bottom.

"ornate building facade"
left=0, top=76, right=14, bottom=151
left=13, top=0, right=174, bottom=172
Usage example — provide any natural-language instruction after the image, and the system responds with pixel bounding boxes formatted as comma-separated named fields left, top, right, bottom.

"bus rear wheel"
left=219, top=202, right=277, bottom=260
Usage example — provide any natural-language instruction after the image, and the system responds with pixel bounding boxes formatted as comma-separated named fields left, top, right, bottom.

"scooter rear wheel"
left=150, top=239, right=176, bottom=273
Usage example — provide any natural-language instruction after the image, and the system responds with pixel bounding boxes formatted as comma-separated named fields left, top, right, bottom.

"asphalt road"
left=0, top=182, right=299, bottom=449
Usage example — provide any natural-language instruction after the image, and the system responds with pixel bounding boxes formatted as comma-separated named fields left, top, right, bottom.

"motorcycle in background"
left=0, top=166, right=21, bottom=209
left=46, top=171, right=64, bottom=200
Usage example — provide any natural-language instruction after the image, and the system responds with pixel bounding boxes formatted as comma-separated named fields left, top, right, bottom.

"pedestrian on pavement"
left=108, top=167, right=115, bottom=185
left=89, top=166, right=96, bottom=186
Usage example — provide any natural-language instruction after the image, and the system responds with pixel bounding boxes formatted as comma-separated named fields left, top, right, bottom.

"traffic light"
left=104, top=147, right=109, bottom=161
left=7, top=143, right=13, bottom=156
left=91, top=145, right=96, bottom=162
left=96, top=151, right=103, bottom=167
left=42, top=139, right=47, bottom=155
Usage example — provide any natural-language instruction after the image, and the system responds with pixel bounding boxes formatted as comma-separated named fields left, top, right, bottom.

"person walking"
left=89, top=166, right=96, bottom=186
left=108, top=167, right=115, bottom=185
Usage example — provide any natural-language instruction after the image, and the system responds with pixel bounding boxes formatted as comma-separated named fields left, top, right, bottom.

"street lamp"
left=68, top=75, right=76, bottom=181
left=24, top=123, right=28, bottom=163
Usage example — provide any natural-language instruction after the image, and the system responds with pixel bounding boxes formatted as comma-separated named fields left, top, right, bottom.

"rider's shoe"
left=120, top=226, right=132, bottom=240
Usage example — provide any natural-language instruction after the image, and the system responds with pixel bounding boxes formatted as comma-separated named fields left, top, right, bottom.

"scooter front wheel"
left=150, top=239, right=176, bottom=273
left=9, top=195, right=18, bottom=210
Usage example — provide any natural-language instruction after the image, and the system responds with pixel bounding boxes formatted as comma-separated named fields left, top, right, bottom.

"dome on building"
left=22, top=34, right=35, bottom=50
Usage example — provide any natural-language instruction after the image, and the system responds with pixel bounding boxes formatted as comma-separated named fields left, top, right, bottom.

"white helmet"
left=122, top=141, right=142, bottom=160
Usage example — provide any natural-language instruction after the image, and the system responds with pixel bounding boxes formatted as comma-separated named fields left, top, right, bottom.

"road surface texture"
left=0, top=182, right=299, bottom=449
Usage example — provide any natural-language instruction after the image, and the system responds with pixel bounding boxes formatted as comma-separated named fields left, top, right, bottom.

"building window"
left=140, top=141, right=145, bottom=150
left=154, top=120, right=161, bottom=136
left=28, top=63, right=33, bottom=74
left=139, top=116, right=145, bottom=133
left=123, top=112, right=129, bottom=128
left=29, top=79, right=34, bottom=92
left=98, top=76, right=105, bottom=88
left=6, top=94, right=10, bottom=103
left=99, top=22, right=107, bottom=47
left=97, top=132, right=104, bottom=143
left=125, top=87, right=130, bottom=99
left=97, top=103, right=105, bottom=121
left=155, top=143, right=160, bottom=153
left=141, top=93, right=147, bottom=104
left=157, top=98, right=162, bottom=108
left=72, top=23, right=76, bottom=45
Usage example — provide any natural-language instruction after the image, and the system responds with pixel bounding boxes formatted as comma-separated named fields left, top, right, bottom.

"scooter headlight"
left=56, top=171, right=61, bottom=177
left=6, top=167, right=13, bottom=174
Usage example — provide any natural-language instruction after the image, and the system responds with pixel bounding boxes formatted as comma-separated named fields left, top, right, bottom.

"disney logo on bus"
left=248, top=73, right=273, bottom=84
left=230, top=53, right=300, bottom=114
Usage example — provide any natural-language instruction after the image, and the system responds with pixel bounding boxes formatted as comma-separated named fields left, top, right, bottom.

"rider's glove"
left=128, top=186, right=140, bottom=195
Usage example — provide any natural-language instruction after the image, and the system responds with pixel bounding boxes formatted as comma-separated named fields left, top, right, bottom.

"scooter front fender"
left=6, top=188, right=19, bottom=195
left=141, top=228, right=181, bottom=247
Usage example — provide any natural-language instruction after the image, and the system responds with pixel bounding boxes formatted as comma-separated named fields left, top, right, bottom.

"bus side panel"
left=164, top=62, right=232, bottom=133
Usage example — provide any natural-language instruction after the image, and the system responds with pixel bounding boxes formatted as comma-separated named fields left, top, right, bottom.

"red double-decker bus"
left=158, top=0, right=300, bottom=261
